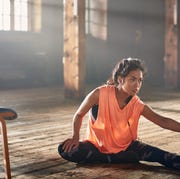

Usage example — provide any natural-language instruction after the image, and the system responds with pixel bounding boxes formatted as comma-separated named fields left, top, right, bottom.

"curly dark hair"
left=107, top=57, right=146, bottom=86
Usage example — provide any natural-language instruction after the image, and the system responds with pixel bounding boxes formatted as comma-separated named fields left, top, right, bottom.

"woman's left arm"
left=142, top=104, right=180, bottom=132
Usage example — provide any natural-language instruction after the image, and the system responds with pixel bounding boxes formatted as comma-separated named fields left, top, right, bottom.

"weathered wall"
left=164, top=0, right=178, bottom=88
left=0, top=0, right=63, bottom=88
left=86, top=0, right=165, bottom=87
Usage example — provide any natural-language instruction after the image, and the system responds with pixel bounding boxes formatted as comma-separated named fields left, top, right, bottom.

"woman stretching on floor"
left=58, top=57, right=180, bottom=170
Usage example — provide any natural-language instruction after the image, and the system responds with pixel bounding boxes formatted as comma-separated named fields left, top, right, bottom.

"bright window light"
left=0, top=0, right=41, bottom=32
left=14, top=0, right=28, bottom=31
left=0, top=0, right=10, bottom=30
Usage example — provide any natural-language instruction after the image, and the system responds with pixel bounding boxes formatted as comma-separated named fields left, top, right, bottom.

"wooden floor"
left=0, top=86, right=180, bottom=179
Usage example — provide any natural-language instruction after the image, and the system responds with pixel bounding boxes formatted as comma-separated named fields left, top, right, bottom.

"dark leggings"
left=58, top=140, right=180, bottom=170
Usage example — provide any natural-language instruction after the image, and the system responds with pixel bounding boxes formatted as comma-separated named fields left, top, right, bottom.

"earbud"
left=121, top=78, right=125, bottom=84
left=117, top=77, right=125, bottom=85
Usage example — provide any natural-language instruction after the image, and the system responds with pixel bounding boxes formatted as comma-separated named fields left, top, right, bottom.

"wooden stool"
left=0, top=108, right=17, bottom=179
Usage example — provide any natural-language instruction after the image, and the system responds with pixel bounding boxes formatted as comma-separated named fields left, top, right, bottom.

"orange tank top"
left=85, top=85, right=144, bottom=154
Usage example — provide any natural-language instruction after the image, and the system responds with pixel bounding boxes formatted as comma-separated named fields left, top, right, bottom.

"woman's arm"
left=62, top=87, right=100, bottom=152
left=142, top=104, right=180, bottom=132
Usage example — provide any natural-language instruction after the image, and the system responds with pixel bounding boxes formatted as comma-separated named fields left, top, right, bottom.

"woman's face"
left=121, top=69, right=143, bottom=96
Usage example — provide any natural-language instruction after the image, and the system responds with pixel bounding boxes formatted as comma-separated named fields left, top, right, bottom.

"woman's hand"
left=62, top=137, right=79, bottom=153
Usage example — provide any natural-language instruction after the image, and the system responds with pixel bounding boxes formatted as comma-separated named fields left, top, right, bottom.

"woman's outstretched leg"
left=127, top=140, right=180, bottom=170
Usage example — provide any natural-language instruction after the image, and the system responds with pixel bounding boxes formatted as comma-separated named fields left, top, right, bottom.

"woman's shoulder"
left=89, top=85, right=114, bottom=100
left=133, top=95, right=144, bottom=104
left=131, top=95, right=145, bottom=113
left=97, top=84, right=115, bottom=91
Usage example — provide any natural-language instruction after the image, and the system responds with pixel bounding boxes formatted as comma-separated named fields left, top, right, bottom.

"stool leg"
left=0, top=117, right=11, bottom=179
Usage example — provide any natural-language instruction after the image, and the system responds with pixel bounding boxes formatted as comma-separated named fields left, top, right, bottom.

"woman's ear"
left=118, top=77, right=124, bottom=84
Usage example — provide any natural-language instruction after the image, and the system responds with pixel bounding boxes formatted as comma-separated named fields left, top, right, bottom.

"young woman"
left=58, top=58, right=180, bottom=170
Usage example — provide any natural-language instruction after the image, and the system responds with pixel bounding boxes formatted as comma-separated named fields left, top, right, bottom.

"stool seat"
left=0, top=108, right=17, bottom=120
left=0, top=108, right=17, bottom=179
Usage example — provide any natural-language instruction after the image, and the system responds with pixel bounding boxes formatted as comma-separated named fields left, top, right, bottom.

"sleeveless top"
left=85, top=85, right=144, bottom=154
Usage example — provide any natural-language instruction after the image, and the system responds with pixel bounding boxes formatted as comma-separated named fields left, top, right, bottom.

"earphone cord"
left=125, top=96, right=135, bottom=141
left=127, top=120, right=134, bottom=141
